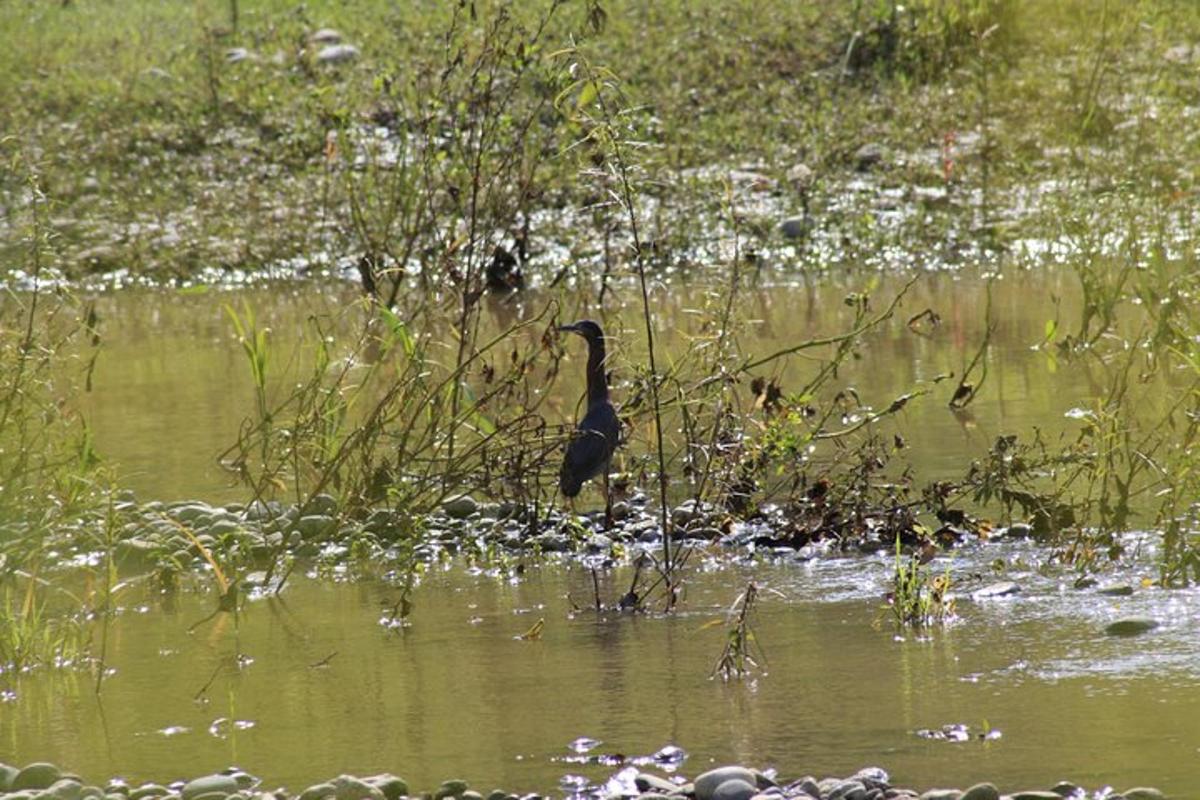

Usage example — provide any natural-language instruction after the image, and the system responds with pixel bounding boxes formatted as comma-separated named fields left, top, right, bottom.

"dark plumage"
left=558, top=321, right=620, bottom=504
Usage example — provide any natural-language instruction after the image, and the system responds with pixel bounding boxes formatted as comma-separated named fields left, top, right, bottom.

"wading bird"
left=558, top=320, right=620, bottom=525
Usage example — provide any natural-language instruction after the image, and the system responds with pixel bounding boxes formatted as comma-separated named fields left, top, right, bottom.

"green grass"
left=2, top=0, right=1199, bottom=279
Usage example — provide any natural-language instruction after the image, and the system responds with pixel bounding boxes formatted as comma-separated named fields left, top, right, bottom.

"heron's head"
left=557, top=320, right=605, bottom=343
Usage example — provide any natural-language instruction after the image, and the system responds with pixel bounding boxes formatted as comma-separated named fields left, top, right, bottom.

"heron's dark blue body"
left=558, top=320, right=619, bottom=499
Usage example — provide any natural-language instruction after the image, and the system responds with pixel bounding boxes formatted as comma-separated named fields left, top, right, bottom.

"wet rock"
left=443, top=495, right=479, bottom=519
left=362, top=775, right=407, bottom=800
left=460, top=792, right=483, bottom=800
left=1121, top=789, right=1166, bottom=800
left=971, top=581, right=1020, bottom=599
left=436, top=780, right=469, bottom=799
left=1009, top=793, right=1061, bottom=800
left=711, top=780, right=758, bottom=800
left=317, top=45, right=360, bottom=65
left=635, top=775, right=678, bottom=795
left=1, top=763, right=19, bottom=792
left=786, top=163, right=814, bottom=190
left=44, top=779, right=84, bottom=800
left=958, top=785, right=999, bottom=800
left=1072, top=576, right=1098, bottom=590
left=295, top=515, right=337, bottom=539
left=1048, top=782, right=1079, bottom=797
left=780, top=217, right=812, bottom=239
left=853, top=143, right=885, bottom=171
left=1104, top=618, right=1159, bottom=637
left=13, top=764, right=64, bottom=792
left=529, top=533, right=570, bottom=552
left=1097, top=583, right=1134, bottom=597
left=825, top=780, right=867, bottom=800
left=851, top=769, right=889, bottom=791
left=330, top=775, right=384, bottom=800
left=782, top=777, right=820, bottom=798
left=129, top=785, right=170, bottom=800
left=309, top=29, right=343, bottom=44
left=585, top=534, right=612, bottom=553
left=610, top=501, right=631, bottom=521
left=298, top=784, right=337, bottom=800
left=695, top=768, right=757, bottom=800
left=917, top=791, right=961, bottom=800
left=182, top=775, right=241, bottom=800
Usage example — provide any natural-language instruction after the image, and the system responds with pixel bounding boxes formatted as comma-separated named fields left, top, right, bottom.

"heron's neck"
left=586, top=336, right=609, bottom=405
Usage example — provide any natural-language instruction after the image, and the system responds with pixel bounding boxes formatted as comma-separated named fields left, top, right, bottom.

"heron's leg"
left=603, top=459, right=613, bottom=530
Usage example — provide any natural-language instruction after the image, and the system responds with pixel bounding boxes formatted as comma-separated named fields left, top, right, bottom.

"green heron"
left=558, top=320, right=619, bottom=523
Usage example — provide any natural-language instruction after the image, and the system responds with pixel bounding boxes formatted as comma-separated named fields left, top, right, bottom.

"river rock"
left=853, top=143, right=885, bottom=170
left=783, top=777, right=820, bottom=798
left=1, top=763, right=19, bottom=792
left=694, top=768, right=757, bottom=800
left=294, top=515, right=337, bottom=539
left=635, top=775, right=679, bottom=795
left=43, top=779, right=84, bottom=800
left=1105, top=618, right=1159, bottom=637
left=958, top=785, right=999, bottom=800
left=129, top=784, right=170, bottom=800
left=1009, top=793, right=1062, bottom=800
left=1097, top=583, right=1134, bottom=597
left=850, top=768, right=889, bottom=791
left=780, top=217, right=811, bottom=239
left=331, top=775, right=384, bottom=800
left=362, top=775, right=407, bottom=800
left=918, top=791, right=961, bottom=800
left=972, top=581, right=1020, bottom=599
left=435, top=780, right=469, bottom=799
left=825, top=780, right=867, bottom=800
left=711, top=780, right=757, bottom=800
left=13, top=764, right=64, bottom=792
left=1121, top=789, right=1166, bottom=800
left=309, top=29, right=343, bottom=44
left=298, top=784, right=337, bottom=800
left=182, top=775, right=240, bottom=800
left=317, top=44, right=360, bottom=64
left=443, top=495, right=479, bottom=519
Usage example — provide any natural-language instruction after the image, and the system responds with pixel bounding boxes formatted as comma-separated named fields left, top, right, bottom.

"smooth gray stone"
left=129, top=785, right=170, bottom=800
left=14, top=765, right=64, bottom=792
left=182, top=775, right=239, bottom=800
left=1105, top=618, right=1159, bottom=637
left=435, top=780, right=469, bottom=800
left=852, top=768, right=890, bottom=791
left=2, top=764, right=21, bottom=792
left=635, top=775, right=679, bottom=795
left=1048, top=782, right=1080, bottom=797
left=297, top=784, right=337, bottom=800
left=695, top=769, right=757, bottom=800
left=442, top=496, right=478, bottom=519
left=959, top=785, right=999, bottom=800
left=711, top=780, right=757, bottom=800
left=1010, top=793, right=1064, bottom=800
left=316, top=44, right=360, bottom=64
left=330, top=776, right=384, bottom=800
left=362, top=776, right=408, bottom=800
left=826, top=781, right=866, bottom=800
left=918, top=791, right=961, bottom=800
left=1121, top=790, right=1166, bottom=800
left=1098, top=583, right=1134, bottom=596
left=972, top=581, right=1020, bottom=599
left=43, top=779, right=83, bottom=800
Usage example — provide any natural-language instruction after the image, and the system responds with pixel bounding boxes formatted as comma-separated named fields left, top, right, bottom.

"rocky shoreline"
left=0, top=762, right=1169, bottom=800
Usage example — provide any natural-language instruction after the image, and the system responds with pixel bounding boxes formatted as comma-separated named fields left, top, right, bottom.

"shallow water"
left=3, top=542, right=1197, bottom=795
left=81, top=267, right=1126, bottom=505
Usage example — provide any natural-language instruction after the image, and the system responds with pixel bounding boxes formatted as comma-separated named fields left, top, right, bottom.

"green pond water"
left=7, top=269, right=1199, bottom=794
left=4, top=549, right=1198, bottom=794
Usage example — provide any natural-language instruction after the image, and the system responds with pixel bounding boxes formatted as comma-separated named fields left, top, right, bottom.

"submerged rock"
left=12, top=764, right=64, bottom=792
left=1104, top=618, right=1159, bottom=637
left=971, top=581, right=1020, bottom=600
left=958, top=783, right=999, bottom=800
